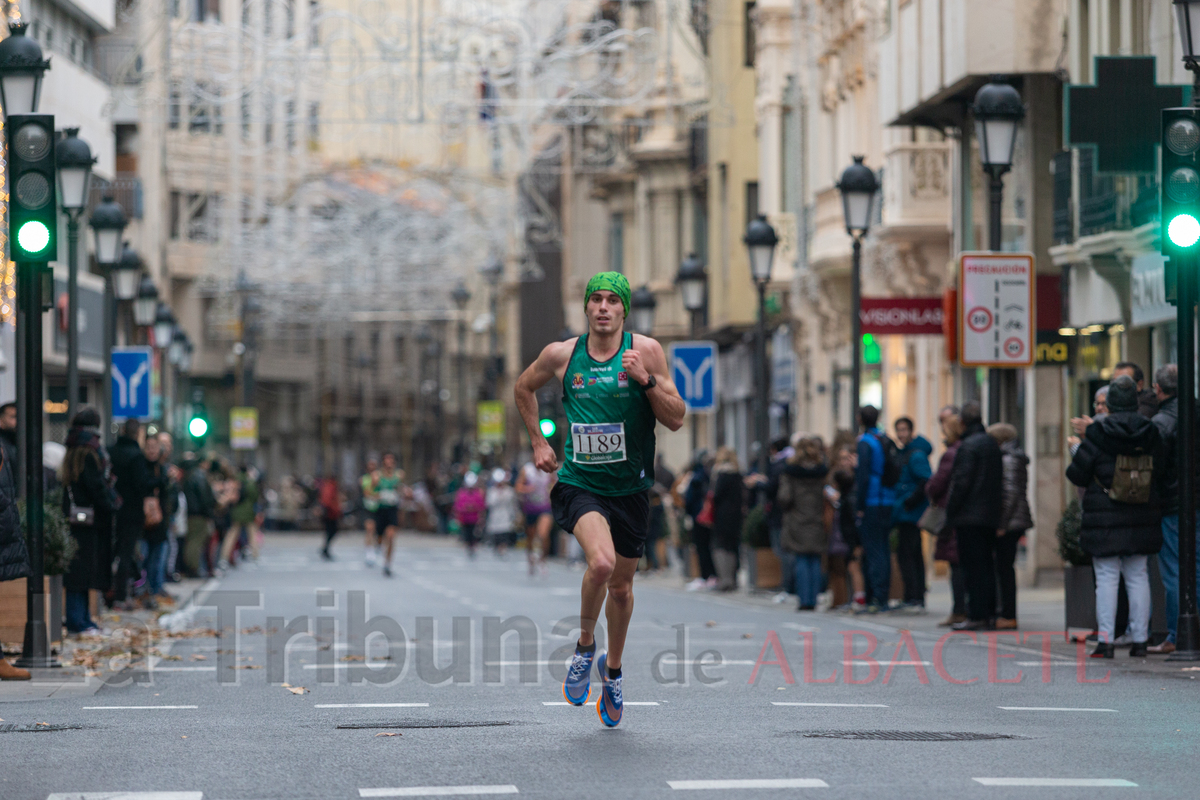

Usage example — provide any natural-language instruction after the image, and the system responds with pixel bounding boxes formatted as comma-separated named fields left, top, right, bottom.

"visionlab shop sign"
left=859, top=297, right=945, bottom=335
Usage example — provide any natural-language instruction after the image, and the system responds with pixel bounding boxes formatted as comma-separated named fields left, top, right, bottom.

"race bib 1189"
left=571, top=422, right=627, bottom=464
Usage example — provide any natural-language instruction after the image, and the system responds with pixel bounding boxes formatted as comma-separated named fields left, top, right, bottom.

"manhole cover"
left=0, top=723, right=85, bottom=733
left=337, top=721, right=513, bottom=730
left=799, top=730, right=1029, bottom=741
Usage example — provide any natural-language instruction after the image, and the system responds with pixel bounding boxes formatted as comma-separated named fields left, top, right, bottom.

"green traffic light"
left=189, top=417, right=209, bottom=438
left=539, top=418, right=556, bottom=437
left=862, top=333, right=881, bottom=365
left=16, top=220, right=49, bottom=254
left=1169, top=213, right=1200, bottom=248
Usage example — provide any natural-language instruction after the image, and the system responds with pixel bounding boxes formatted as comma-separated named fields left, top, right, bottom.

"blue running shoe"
left=595, top=652, right=623, bottom=728
left=563, top=646, right=595, bottom=706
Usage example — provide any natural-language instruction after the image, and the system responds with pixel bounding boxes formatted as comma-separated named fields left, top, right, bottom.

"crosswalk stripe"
left=46, top=793, right=203, bottom=800
left=542, top=701, right=659, bottom=706
left=668, top=779, right=829, bottom=790
left=997, top=707, right=1118, bottom=712
left=359, top=786, right=518, bottom=796
left=80, top=706, right=198, bottom=710
left=973, top=779, right=1137, bottom=787
left=771, top=702, right=888, bottom=708
left=314, top=703, right=429, bottom=708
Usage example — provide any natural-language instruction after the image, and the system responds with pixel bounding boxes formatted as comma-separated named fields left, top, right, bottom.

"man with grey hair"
left=1149, top=364, right=1199, bottom=653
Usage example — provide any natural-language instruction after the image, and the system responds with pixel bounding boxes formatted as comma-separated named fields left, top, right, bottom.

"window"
left=309, top=0, right=320, bottom=46
left=169, top=83, right=182, bottom=129
left=188, top=84, right=221, bottom=133
left=745, top=181, right=759, bottom=226
left=286, top=0, right=296, bottom=38
left=609, top=213, right=624, bottom=274
left=263, top=94, right=274, bottom=144
left=241, top=90, right=251, bottom=141
left=286, top=100, right=297, bottom=150
left=743, top=2, right=756, bottom=68
left=170, top=191, right=183, bottom=239
left=395, top=334, right=406, bottom=363
left=186, top=193, right=222, bottom=242
left=191, top=0, right=220, bottom=22
left=308, top=101, right=320, bottom=148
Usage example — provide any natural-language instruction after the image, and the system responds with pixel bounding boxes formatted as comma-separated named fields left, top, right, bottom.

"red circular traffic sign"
left=966, top=306, right=992, bottom=333
left=1003, top=337, right=1025, bottom=358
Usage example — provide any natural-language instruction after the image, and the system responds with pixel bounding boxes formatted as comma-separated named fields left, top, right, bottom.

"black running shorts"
left=374, top=505, right=399, bottom=531
left=551, top=482, right=650, bottom=559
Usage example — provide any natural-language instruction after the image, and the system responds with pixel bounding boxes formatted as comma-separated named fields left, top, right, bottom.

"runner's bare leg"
left=603, top=554, right=637, bottom=670
left=573, top=511, right=616, bottom=648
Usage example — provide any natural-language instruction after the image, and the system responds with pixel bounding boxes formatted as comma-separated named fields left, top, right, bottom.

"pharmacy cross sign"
left=1066, top=56, right=1189, bottom=174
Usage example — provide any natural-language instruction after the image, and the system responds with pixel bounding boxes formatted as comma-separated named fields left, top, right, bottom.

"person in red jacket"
left=453, top=472, right=487, bottom=558
left=319, top=475, right=342, bottom=560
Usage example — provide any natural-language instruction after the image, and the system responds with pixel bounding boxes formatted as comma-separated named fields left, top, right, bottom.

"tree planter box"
left=754, top=547, right=781, bottom=590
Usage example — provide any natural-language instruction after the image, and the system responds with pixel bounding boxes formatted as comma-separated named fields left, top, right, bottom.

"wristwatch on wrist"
left=640, top=374, right=657, bottom=390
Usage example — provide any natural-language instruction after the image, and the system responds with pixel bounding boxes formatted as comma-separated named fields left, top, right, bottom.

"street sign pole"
left=1170, top=247, right=1200, bottom=661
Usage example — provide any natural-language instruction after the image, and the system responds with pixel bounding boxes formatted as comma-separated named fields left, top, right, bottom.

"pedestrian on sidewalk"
left=141, top=435, right=170, bottom=605
left=1066, top=375, right=1164, bottom=658
left=1114, top=361, right=1159, bottom=419
left=764, top=437, right=795, bottom=598
left=0, top=398, right=28, bottom=680
left=945, top=401, right=1002, bottom=631
left=892, top=417, right=932, bottom=612
left=988, top=423, right=1032, bottom=630
left=710, top=447, right=745, bottom=592
left=1147, top=364, right=1200, bottom=654
left=516, top=460, right=554, bottom=576
left=319, top=473, right=342, bottom=560
left=926, top=406, right=965, bottom=626
left=61, top=408, right=118, bottom=636
left=683, top=451, right=717, bottom=590
left=485, top=468, right=520, bottom=557
left=110, top=419, right=152, bottom=608
left=854, top=405, right=895, bottom=612
left=777, top=434, right=829, bottom=610
left=181, top=454, right=216, bottom=578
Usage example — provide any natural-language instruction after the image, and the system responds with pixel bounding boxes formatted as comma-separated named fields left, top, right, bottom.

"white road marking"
left=843, top=661, right=932, bottom=666
left=47, top=794, right=204, bottom=800
left=314, top=703, right=429, bottom=708
left=302, top=663, right=397, bottom=670
left=146, top=667, right=217, bottom=672
left=542, top=701, right=659, bottom=706
left=81, top=706, right=198, bottom=710
left=1014, top=661, right=1080, bottom=666
left=998, top=707, right=1118, bottom=712
left=668, top=779, right=829, bottom=790
left=359, top=786, right=518, bottom=796
left=771, top=702, right=888, bottom=708
left=973, top=779, right=1137, bottom=787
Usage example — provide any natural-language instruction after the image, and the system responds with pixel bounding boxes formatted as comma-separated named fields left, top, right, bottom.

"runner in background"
left=516, top=460, right=555, bottom=576
left=360, top=457, right=379, bottom=566
left=372, top=453, right=408, bottom=577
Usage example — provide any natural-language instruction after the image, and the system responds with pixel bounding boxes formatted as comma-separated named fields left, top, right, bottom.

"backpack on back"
left=874, top=432, right=903, bottom=488
left=1106, top=453, right=1154, bottom=504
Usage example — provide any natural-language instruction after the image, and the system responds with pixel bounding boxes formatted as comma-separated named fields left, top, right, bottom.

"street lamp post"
left=744, top=215, right=778, bottom=476
left=479, top=256, right=503, bottom=400
left=676, top=253, right=707, bottom=454
left=451, top=281, right=471, bottom=461
left=1171, top=0, right=1200, bottom=660
left=89, top=198, right=127, bottom=432
left=133, top=274, right=159, bottom=328
left=154, top=303, right=176, bottom=428
left=630, top=285, right=657, bottom=337
left=113, top=244, right=141, bottom=347
left=56, top=129, right=94, bottom=421
left=972, top=79, right=1024, bottom=425
left=2, top=18, right=55, bottom=670
left=837, top=156, right=879, bottom=423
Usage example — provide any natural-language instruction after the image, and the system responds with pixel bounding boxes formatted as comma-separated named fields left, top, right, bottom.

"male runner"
left=361, top=458, right=380, bottom=566
left=372, top=453, right=408, bottom=577
left=515, top=271, right=684, bottom=728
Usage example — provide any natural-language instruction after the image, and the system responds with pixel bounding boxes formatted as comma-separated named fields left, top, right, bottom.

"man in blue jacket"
left=892, top=417, right=932, bottom=611
left=855, top=405, right=894, bottom=611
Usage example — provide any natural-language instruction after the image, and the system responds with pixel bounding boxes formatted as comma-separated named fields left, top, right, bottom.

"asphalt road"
left=5, top=533, right=1198, bottom=800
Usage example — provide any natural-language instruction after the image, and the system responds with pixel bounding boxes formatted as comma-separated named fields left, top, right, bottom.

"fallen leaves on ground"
left=241, top=626, right=264, bottom=635
left=162, top=654, right=183, bottom=661
left=741, top=633, right=753, bottom=639
left=190, top=654, right=207, bottom=661
left=229, top=664, right=263, bottom=670
left=340, top=654, right=366, bottom=662
left=705, top=620, right=717, bottom=628
left=286, top=686, right=309, bottom=695
left=374, top=732, right=402, bottom=737
left=36, top=722, right=50, bottom=726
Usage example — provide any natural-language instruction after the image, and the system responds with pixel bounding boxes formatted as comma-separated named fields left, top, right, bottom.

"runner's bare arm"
left=514, top=340, right=575, bottom=473
left=626, top=336, right=686, bottom=432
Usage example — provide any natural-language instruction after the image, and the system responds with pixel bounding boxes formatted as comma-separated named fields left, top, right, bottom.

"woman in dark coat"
left=988, top=423, right=1033, bottom=630
left=0, top=413, right=29, bottom=679
left=710, top=447, right=744, bottom=591
left=1066, top=376, right=1163, bottom=658
left=926, top=408, right=966, bottom=626
left=61, top=407, right=119, bottom=634
left=777, top=435, right=829, bottom=610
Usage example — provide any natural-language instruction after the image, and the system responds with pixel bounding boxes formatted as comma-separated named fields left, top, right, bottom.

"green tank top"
left=557, top=332, right=656, bottom=497
left=361, top=474, right=379, bottom=512
left=376, top=473, right=402, bottom=508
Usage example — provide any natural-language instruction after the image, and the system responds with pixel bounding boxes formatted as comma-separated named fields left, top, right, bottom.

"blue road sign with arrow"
left=111, top=346, right=152, bottom=421
left=670, top=341, right=717, bottom=413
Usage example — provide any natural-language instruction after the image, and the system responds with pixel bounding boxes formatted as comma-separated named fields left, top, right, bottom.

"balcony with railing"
left=88, top=175, right=143, bottom=219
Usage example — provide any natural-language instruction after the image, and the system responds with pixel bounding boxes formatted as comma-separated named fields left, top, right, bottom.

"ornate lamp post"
left=837, top=156, right=879, bottom=419
left=133, top=274, right=158, bottom=328
left=630, top=285, right=657, bottom=336
left=479, top=256, right=503, bottom=399
left=0, top=22, right=50, bottom=116
left=676, top=253, right=707, bottom=453
left=451, top=281, right=472, bottom=459
left=972, top=79, right=1024, bottom=252
left=56, top=129, right=94, bottom=420
left=744, top=215, right=778, bottom=476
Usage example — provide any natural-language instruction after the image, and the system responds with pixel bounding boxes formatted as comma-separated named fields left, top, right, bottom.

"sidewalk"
left=635, top=567, right=1200, bottom=682
left=0, top=576, right=211, bottom=703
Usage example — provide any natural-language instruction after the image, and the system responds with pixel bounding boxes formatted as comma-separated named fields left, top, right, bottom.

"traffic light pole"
left=1170, top=248, right=1200, bottom=661
left=15, top=260, right=55, bottom=669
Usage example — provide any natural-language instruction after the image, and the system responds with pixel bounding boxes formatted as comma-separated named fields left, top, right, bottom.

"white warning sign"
left=958, top=253, right=1035, bottom=367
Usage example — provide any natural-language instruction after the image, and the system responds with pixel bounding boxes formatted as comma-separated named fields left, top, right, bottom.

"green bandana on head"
left=584, top=271, right=631, bottom=319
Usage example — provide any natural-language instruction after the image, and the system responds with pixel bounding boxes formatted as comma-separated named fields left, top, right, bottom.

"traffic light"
left=1161, top=107, right=1200, bottom=303
left=862, top=333, right=881, bottom=365
left=7, top=114, right=57, bottom=262
left=188, top=403, right=209, bottom=445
